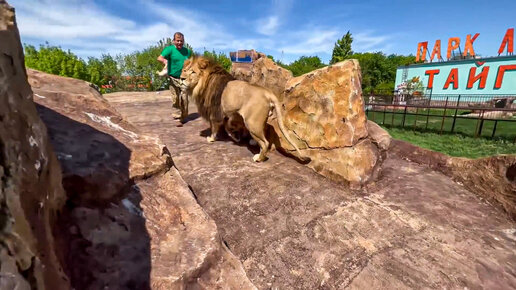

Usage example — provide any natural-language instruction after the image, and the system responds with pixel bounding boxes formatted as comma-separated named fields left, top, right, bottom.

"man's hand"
left=157, top=55, right=167, bottom=65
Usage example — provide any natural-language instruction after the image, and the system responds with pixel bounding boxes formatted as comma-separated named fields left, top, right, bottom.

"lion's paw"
left=253, top=154, right=265, bottom=162
left=207, top=136, right=216, bottom=143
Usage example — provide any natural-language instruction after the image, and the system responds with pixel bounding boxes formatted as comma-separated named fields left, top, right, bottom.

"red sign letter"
left=447, top=37, right=460, bottom=60
left=463, top=33, right=479, bottom=57
left=494, top=65, right=516, bottom=89
left=467, top=66, right=489, bottom=89
left=416, top=42, right=428, bottom=62
left=430, top=40, right=442, bottom=62
left=498, top=28, right=514, bottom=55
left=444, top=68, right=459, bottom=89
left=425, top=69, right=440, bottom=88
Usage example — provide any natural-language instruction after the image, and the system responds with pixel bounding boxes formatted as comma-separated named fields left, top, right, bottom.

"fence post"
left=370, top=93, right=375, bottom=122
left=477, top=110, right=485, bottom=137
left=474, top=110, right=485, bottom=138
left=425, top=94, right=432, bottom=130
left=440, top=96, right=449, bottom=135
left=391, top=106, right=395, bottom=127
left=491, top=120, right=498, bottom=139
left=450, top=94, right=461, bottom=133
left=402, top=105, right=408, bottom=127
left=382, top=105, right=387, bottom=125
left=413, top=106, right=419, bottom=131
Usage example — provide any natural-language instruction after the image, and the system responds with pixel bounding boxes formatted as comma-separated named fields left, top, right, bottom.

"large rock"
left=29, top=69, right=171, bottom=204
left=30, top=70, right=255, bottom=289
left=271, top=60, right=389, bottom=186
left=0, top=2, right=69, bottom=289
left=232, top=53, right=293, bottom=100
left=248, top=56, right=293, bottom=100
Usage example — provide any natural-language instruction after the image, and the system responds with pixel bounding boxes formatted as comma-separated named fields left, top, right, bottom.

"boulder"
left=231, top=53, right=293, bottom=100
left=271, top=60, right=388, bottom=186
left=30, top=70, right=254, bottom=288
left=0, top=1, right=70, bottom=289
left=248, top=56, right=293, bottom=100
left=29, top=69, right=171, bottom=204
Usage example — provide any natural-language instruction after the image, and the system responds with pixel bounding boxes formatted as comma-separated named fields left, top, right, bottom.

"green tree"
left=202, top=49, right=232, bottom=72
left=350, top=52, right=416, bottom=94
left=285, top=56, right=326, bottom=77
left=330, top=31, right=353, bottom=64
left=85, top=54, right=121, bottom=92
left=23, top=43, right=88, bottom=81
left=116, top=38, right=186, bottom=91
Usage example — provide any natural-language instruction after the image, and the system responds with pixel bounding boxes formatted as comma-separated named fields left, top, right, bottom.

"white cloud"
left=12, top=0, right=164, bottom=57
left=10, top=0, right=392, bottom=64
left=279, top=28, right=340, bottom=54
left=254, top=0, right=293, bottom=36
left=353, top=31, right=390, bottom=52
left=256, top=16, right=279, bottom=36
left=14, top=0, right=135, bottom=39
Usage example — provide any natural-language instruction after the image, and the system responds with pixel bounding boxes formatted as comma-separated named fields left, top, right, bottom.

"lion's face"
left=180, top=57, right=209, bottom=89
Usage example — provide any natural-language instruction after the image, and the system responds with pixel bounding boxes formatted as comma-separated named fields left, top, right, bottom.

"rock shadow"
left=36, top=104, right=152, bottom=290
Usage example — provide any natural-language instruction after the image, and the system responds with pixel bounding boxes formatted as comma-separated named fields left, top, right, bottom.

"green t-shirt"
left=161, top=46, right=191, bottom=78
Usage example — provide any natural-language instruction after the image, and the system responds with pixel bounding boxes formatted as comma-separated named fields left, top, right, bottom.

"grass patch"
left=367, top=109, right=516, bottom=141
left=383, top=127, right=516, bottom=159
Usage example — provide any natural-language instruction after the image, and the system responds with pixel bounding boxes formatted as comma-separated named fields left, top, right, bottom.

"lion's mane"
left=190, top=56, right=234, bottom=122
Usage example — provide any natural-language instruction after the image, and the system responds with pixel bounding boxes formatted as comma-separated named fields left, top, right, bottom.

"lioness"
left=224, top=112, right=250, bottom=143
left=181, top=56, right=304, bottom=162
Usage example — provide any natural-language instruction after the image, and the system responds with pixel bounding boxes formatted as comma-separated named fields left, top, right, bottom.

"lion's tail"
left=268, top=92, right=306, bottom=159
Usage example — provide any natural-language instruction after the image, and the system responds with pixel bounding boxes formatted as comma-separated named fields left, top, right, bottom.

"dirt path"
left=106, top=91, right=516, bottom=289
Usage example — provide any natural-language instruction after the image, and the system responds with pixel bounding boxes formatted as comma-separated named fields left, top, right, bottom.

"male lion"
left=181, top=56, right=304, bottom=162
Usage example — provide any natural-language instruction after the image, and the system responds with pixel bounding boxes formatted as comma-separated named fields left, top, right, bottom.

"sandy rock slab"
left=105, top=92, right=516, bottom=289
left=390, top=139, right=516, bottom=220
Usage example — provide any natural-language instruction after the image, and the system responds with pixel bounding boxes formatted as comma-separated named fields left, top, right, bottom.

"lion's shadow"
left=182, top=112, right=200, bottom=123
left=200, top=124, right=309, bottom=164
left=200, top=127, right=261, bottom=154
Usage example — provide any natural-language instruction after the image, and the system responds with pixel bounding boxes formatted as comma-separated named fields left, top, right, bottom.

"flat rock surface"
left=106, top=91, right=516, bottom=289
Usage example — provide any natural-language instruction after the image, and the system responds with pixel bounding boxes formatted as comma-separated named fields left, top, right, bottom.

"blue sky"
left=10, top=0, right=516, bottom=64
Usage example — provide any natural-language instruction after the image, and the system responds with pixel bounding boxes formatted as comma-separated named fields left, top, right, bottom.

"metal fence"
left=364, top=94, right=516, bottom=142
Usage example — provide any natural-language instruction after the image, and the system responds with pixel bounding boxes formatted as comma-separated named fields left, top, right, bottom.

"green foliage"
left=202, top=50, right=232, bottom=72
left=23, top=43, right=122, bottom=93
left=24, top=43, right=88, bottom=80
left=350, top=51, right=416, bottom=94
left=24, top=32, right=418, bottom=95
left=283, top=56, right=326, bottom=77
left=330, top=31, right=353, bottom=64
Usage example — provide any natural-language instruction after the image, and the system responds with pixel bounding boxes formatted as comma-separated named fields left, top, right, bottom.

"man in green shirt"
left=157, top=32, right=192, bottom=123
